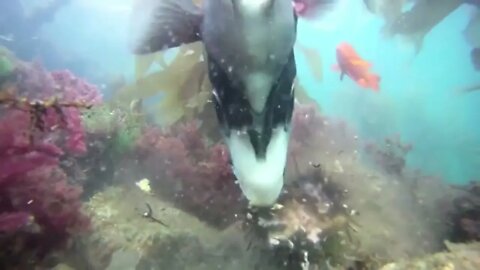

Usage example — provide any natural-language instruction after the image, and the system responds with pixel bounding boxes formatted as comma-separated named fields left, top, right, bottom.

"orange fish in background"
left=333, top=42, right=381, bottom=91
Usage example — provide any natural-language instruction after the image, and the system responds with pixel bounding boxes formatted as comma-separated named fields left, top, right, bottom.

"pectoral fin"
left=412, top=33, right=425, bottom=56
left=357, top=78, right=368, bottom=88
left=129, top=0, right=203, bottom=54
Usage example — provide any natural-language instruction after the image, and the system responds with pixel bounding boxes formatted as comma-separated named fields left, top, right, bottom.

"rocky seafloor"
left=2, top=45, right=479, bottom=270
left=57, top=176, right=480, bottom=270
left=55, top=105, right=479, bottom=270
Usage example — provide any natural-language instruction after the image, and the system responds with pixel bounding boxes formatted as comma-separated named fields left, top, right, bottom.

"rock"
left=63, top=185, right=269, bottom=270
left=380, top=241, right=480, bottom=270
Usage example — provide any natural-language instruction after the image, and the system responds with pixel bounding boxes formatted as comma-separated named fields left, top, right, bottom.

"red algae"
left=135, top=121, right=242, bottom=228
left=0, top=57, right=99, bottom=267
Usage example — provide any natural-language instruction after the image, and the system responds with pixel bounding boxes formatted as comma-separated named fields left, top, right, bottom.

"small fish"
left=136, top=178, right=152, bottom=194
left=142, top=203, right=168, bottom=227
left=333, top=42, right=381, bottom=91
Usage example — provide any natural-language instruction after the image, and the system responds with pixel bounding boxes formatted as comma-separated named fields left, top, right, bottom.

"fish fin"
left=411, top=33, right=426, bottom=56
left=340, top=72, right=345, bottom=81
left=357, top=78, right=368, bottom=88
left=363, top=0, right=374, bottom=13
left=458, top=84, right=480, bottom=94
left=129, top=0, right=203, bottom=54
left=369, top=74, right=381, bottom=91
left=414, top=39, right=424, bottom=55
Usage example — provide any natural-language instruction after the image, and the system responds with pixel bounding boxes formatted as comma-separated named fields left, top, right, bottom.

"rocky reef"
left=364, top=135, right=413, bottom=177
left=2, top=46, right=478, bottom=270
left=449, top=182, right=480, bottom=242
left=244, top=166, right=360, bottom=270
left=380, top=241, right=480, bottom=270
left=62, top=185, right=272, bottom=270
left=132, top=121, right=243, bottom=229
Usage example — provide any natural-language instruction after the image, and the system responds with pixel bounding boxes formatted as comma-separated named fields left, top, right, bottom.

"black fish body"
left=129, top=0, right=298, bottom=206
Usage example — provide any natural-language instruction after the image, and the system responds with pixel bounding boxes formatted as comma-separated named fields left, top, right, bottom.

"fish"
left=128, top=0, right=300, bottom=207
left=388, top=0, right=462, bottom=54
left=333, top=42, right=381, bottom=91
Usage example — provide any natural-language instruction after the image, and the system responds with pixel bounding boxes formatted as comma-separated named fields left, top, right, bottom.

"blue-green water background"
left=25, top=0, right=480, bottom=184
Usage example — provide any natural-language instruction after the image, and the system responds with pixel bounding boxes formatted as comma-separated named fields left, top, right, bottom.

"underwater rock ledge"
left=380, top=241, right=480, bottom=270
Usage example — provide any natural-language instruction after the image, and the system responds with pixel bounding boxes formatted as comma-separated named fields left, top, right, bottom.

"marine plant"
left=0, top=47, right=18, bottom=87
left=115, top=42, right=210, bottom=127
left=131, top=101, right=328, bottom=229
left=82, top=102, right=143, bottom=156
left=134, top=120, right=243, bottom=229
left=0, top=52, right=100, bottom=268
left=74, top=101, right=146, bottom=195
left=115, top=40, right=322, bottom=128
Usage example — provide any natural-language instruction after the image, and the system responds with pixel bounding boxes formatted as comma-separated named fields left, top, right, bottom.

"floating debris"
left=135, top=178, right=152, bottom=195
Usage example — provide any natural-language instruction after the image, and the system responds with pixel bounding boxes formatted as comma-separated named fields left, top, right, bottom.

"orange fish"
left=333, top=42, right=381, bottom=91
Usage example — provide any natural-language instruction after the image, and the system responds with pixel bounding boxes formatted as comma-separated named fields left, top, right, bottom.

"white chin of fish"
left=226, top=127, right=289, bottom=207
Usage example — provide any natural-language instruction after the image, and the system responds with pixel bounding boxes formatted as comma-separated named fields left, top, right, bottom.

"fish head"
left=336, top=42, right=356, bottom=57
left=335, top=42, right=357, bottom=68
left=208, top=48, right=297, bottom=207
left=201, top=0, right=298, bottom=207
left=227, top=128, right=289, bottom=206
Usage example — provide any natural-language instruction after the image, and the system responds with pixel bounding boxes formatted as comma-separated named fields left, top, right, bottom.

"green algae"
left=0, top=47, right=15, bottom=80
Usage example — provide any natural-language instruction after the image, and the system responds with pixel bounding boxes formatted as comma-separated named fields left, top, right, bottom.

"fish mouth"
left=226, top=127, right=290, bottom=206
